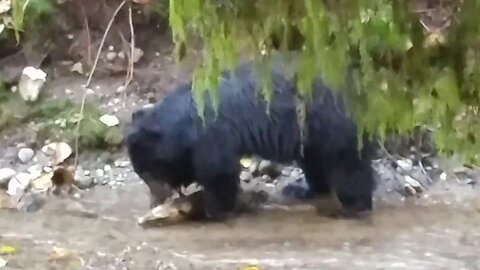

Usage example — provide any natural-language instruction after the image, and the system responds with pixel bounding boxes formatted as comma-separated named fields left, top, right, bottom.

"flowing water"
left=1, top=179, right=480, bottom=270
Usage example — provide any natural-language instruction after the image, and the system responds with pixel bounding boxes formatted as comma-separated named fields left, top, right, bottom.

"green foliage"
left=0, top=90, right=122, bottom=150
left=1, top=0, right=53, bottom=42
left=169, top=0, right=480, bottom=162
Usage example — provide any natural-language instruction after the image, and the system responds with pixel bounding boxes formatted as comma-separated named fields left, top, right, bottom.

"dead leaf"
left=240, top=266, right=263, bottom=270
left=0, top=245, right=16, bottom=255
left=31, top=171, right=54, bottom=192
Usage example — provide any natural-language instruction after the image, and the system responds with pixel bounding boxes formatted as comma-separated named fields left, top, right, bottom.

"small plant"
left=0, top=0, right=53, bottom=42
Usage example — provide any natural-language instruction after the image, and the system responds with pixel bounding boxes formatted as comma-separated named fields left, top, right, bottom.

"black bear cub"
left=126, top=60, right=376, bottom=220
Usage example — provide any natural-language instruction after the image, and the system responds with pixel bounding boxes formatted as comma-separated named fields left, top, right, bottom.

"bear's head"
left=126, top=103, right=196, bottom=208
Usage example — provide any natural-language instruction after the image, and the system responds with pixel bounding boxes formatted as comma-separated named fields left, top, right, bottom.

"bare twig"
left=123, top=2, right=136, bottom=108
left=73, top=0, right=128, bottom=170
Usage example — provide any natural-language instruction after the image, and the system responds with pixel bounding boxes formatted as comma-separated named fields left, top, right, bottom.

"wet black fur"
left=126, top=60, right=377, bottom=220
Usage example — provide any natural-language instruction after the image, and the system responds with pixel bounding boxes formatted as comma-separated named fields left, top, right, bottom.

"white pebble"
left=397, top=159, right=413, bottom=171
left=99, top=114, right=120, bottom=127
left=239, top=171, right=252, bottom=181
left=440, top=172, right=447, bottom=181
left=404, top=175, right=422, bottom=188
left=7, top=172, right=31, bottom=196
left=0, top=168, right=16, bottom=185
left=106, top=51, right=117, bottom=61
left=96, top=169, right=105, bottom=177
left=18, top=148, right=35, bottom=163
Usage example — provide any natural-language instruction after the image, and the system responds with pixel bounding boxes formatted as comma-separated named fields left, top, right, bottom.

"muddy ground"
left=1, top=22, right=480, bottom=270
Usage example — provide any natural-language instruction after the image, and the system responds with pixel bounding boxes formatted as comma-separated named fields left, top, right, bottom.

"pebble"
left=258, top=160, right=272, bottom=173
left=282, top=167, right=293, bottom=176
left=75, top=167, right=95, bottom=189
left=116, top=85, right=126, bottom=93
left=106, top=51, right=117, bottom=61
left=0, top=168, right=16, bottom=186
left=42, top=142, right=73, bottom=164
left=290, top=168, right=304, bottom=179
left=96, top=169, right=105, bottom=178
left=239, top=171, right=252, bottom=182
left=18, top=66, right=47, bottom=102
left=70, top=62, right=84, bottom=74
left=104, top=164, right=112, bottom=172
left=132, top=47, right=144, bottom=63
left=17, top=148, right=35, bottom=163
left=114, top=160, right=130, bottom=168
left=404, top=175, right=423, bottom=194
left=99, top=114, right=120, bottom=127
left=397, top=159, right=413, bottom=171
left=7, top=172, right=32, bottom=196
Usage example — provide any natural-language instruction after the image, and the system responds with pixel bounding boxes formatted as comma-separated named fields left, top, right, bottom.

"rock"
left=104, top=164, right=112, bottom=172
left=31, top=171, right=54, bottom=192
left=70, top=62, right=83, bottom=74
left=114, top=160, right=130, bottom=168
left=397, top=159, right=413, bottom=171
left=117, top=51, right=125, bottom=59
left=0, top=168, right=15, bottom=186
left=132, top=47, right=144, bottom=63
left=74, top=167, right=94, bottom=189
left=404, top=184, right=417, bottom=196
left=18, top=66, right=47, bottom=102
left=0, top=24, right=4, bottom=35
left=99, top=114, right=119, bottom=127
left=17, top=148, right=34, bottom=163
left=106, top=51, right=117, bottom=61
left=0, top=0, right=11, bottom=14
left=281, top=166, right=295, bottom=176
left=42, top=142, right=72, bottom=165
left=7, top=172, right=31, bottom=196
left=239, top=171, right=252, bottom=182
left=258, top=160, right=282, bottom=179
left=404, top=175, right=423, bottom=193
left=440, top=172, right=448, bottom=181
left=290, top=168, right=304, bottom=179
left=261, top=174, right=272, bottom=183
left=116, top=85, right=126, bottom=93
left=95, top=169, right=105, bottom=178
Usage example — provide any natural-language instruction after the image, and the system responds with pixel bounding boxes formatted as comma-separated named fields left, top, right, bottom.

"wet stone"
left=18, top=148, right=35, bottom=163
left=240, top=171, right=253, bottom=182
left=0, top=168, right=16, bottom=186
